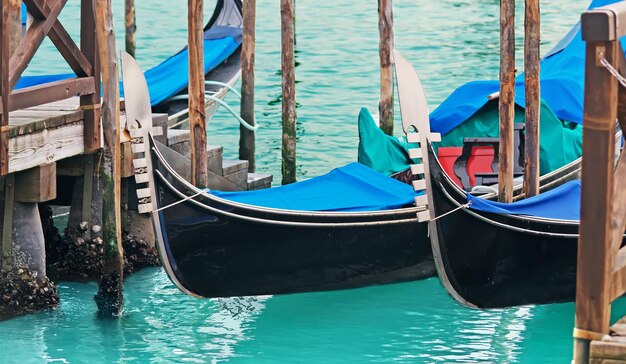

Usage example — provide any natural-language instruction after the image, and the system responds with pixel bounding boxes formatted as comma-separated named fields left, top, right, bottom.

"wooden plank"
left=0, top=77, right=95, bottom=114
left=281, top=0, right=297, bottom=185
left=80, top=0, right=101, bottom=153
left=14, top=163, right=56, bottom=202
left=498, top=0, right=515, bottom=203
left=188, top=0, right=208, bottom=187
left=94, top=0, right=123, bottom=315
left=523, top=0, right=540, bottom=197
left=120, top=141, right=133, bottom=177
left=125, top=0, right=136, bottom=57
left=8, top=121, right=84, bottom=173
left=590, top=340, right=626, bottom=360
left=7, top=109, right=83, bottom=137
left=574, top=40, right=619, bottom=364
left=378, top=0, right=394, bottom=136
left=239, top=0, right=255, bottom=172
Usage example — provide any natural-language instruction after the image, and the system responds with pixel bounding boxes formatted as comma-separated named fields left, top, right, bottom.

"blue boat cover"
left=429, top=0, right=626, bottom=135
left=15, top=27, right=242, bottom=106
left=210, top=162, right=420, bottom=212
left=467, top=180, right=581, bottom=221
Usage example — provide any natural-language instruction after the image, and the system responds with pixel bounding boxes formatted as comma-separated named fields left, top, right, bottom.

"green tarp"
left=358, top=100, right=582, bottom=176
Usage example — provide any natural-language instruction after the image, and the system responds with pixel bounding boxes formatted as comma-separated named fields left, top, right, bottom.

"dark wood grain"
left=378, top=0, right=393, bottom=136
left=239, top=0, right=255, bottom=172
left=498, top=0, right=515, bottom=202
left=94, top=0, right=123, bottom=316
left=281, top=0, right=296, bottom=185
left=524, top=0, right=540, bottom=197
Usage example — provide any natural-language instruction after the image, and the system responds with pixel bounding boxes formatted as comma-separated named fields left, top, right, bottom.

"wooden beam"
left=26, top=0, right=92, bottom=77
left=0, top=1, right=13, bottom=175
left=94, top=0, right=123, bottom=316
left=125, top=0, right=136, bottom=57
left=239, top=0, right=256, bottom=172
left=80, top=0, right=101, bottom=153
left=498, top=0, right=515, bottom=203
left=523, top=0, right=540, bottom=197
left=14, top=163, right=56, bottom=202
left=378, top=0, right=394, bottom=136
left=0, top=77, right=95, bottom=113
left=10, top=0, right=68, bottom=90
left=188, top=0, right=208, bottom=187
left=281, top=0, right=296, bottom=185
left=573, top=40, right=619, bottom=364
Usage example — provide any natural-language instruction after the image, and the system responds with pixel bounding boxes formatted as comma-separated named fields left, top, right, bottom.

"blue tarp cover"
left=15, top=28, right=242, bottom=106
left=210, top=162, right=420, bottom=212
left=429, top=0, right=625, bottom=135
left=467, top=180, right=581, bottom=221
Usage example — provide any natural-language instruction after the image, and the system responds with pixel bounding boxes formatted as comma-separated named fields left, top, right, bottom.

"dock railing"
left=0, top=0, right=101, bottom=175
left=574, top=2, right=626, bottom=362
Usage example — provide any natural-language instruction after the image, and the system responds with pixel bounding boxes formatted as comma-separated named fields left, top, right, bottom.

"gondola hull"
left=426, top=145, right=599, bottom=308
left=151, top=141, right=434, bottom=298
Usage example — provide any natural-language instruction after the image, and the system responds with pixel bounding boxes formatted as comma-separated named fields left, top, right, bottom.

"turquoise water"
left=4, top=0, right=618, bottom=362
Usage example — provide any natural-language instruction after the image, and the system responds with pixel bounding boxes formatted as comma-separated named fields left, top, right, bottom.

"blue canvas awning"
left=467, top=180, right=581, bottom=221
left=429, top=0, right=625, bottom=135
left=211, top=163, right=420, bottom=212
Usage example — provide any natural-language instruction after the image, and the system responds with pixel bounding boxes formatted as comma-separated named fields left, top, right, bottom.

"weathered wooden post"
left=378, top=0, right=394, bottom=136
left=81, top=0, right=101, bottom=154
left=125, top=0, right=136, bottom=58
left=239, top=0, right=256, bottom=172
left=188, top=0, right=208, bottom=187
left=94, top=0, right=124, bottom=316
left=524, top=0, right=540, bottom=197
left=281, top=0, right=296, bottom=185
left=498, top=0, right=515, bottom=203
left=572, top=7, right=621, bottom=361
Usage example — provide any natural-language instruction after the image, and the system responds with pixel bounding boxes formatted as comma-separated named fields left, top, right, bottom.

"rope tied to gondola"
left=154, top=191, right=205, bottom=213
left=599, top=56, right=626, bottom=89
left=430, top=201, right=472, bottom=222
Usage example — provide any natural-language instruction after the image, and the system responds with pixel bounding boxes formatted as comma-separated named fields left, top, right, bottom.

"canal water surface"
left=1, top=0, right=620, bottom=362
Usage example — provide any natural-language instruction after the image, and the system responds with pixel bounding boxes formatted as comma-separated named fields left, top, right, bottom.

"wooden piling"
left=523, top=0, right=540, bottom=198
left=188, top=0, right=208, bottom=187
left=378, top=0, right=394, bottom=136
left=125, top=0, right=136, bottom=58
left=281, top=0, right=297, bottom=185
left=572, top=39, right=619, bottom=364
left=81, top=0, right=101, bottom=154
left=94, top=0, right=123, bottom=316
left=498, top=0, right=515, bottom=203
left=239, top=0, right=255, bottom=172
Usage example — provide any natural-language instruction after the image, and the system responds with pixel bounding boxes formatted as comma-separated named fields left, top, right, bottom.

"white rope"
left=167, top=94, right=259, bottom=131
left=600, top=57, right=626, bottom=88
left=430, top=201, right=472, bottom=222
left=205, top=80, right=242, bottom=98
left=154, top=191, right=205, bottom=212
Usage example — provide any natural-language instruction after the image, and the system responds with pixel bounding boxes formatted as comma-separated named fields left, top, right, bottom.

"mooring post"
left=239, top=0, right=256, bottom=172
left=125, top=0, right=136, bottom=58
left=188, top=0, right=208, bottom=187
left=523, top=0, right=540, bottom=197
left=94, top=0, right=124, bottom=316
left=0, top=1, right=18, bottom=175
left=81, top=0, right=102, bottom=153
left=572, top=14, right=620, bottom=362
left=281, top=0, right=297, bottom=185
left=498, top=0, right=515, bottom=203
left=378, top=0, right=394, bottom=136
